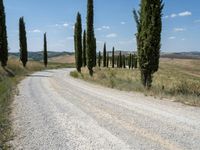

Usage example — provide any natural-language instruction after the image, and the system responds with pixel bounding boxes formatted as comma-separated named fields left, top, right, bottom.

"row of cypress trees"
left=98, top=43, right=138, bottom=69
left=74, top=0, right=163, bottom=88
left=0, top=0, right=48, bottom=68
left=74, top=0, right=96, bottom=76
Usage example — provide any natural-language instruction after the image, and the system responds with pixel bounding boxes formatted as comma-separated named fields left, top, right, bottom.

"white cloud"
left=106, top=33, right=117, bottom=38
left=181, top=38, right=186, bottom=41
left=63, top=23, right=69, bottom=27
left=163, top=15, right=169, bottom=19
left=102, top=26, right=110, bottom=29
left=171, top=14, right=177, bottom=18
left=166, top=11, right=192, bottom=19
left=174, top=28, right=186, bottom=32
left=96, top=40, right=103, bottom=44
left=178, top=11, right=192, bottom=17
left=96, top=28, right=102, bottom=31
left=168, top=36, right=176, bottom=40
left=30, top=29, right=41, bottom=33
left=120, top=22, right=126, bottom=25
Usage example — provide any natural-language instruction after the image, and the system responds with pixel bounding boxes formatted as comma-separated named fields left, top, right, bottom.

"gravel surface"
left=11, top=69, right=200, bottom=150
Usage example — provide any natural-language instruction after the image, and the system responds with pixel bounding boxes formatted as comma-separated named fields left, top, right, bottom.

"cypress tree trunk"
left=103, top=43, right=106, bottom=67
left=19, top=17, right=28, bottom=67
left=0, top=0, right=8, bottom=67
left=74, top=12, right=82, bottom=73
left=82, top=30, right=87, bottom=67
left=112, top=47, right=115, bottom=68
left=98, top=51, right=101, bottom=67
left=43, top=33, right=48, bottom=67
left=134, top=0, right=164, bottom=88
left=86, top=0, right=96, bottom=76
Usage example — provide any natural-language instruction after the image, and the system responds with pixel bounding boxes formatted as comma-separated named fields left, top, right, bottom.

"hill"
left=9, top=51, right=74, bottom=61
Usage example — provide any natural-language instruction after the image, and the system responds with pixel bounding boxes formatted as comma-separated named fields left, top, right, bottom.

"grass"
left=71, top=58, right=200, bottom=106
left=0, top=58, right=74, bottom=149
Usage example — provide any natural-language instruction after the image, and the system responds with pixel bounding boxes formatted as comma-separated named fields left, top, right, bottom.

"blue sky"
left=4, top=0, right=200, bottom=52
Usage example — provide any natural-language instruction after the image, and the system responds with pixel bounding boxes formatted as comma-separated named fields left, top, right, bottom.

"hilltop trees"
left=74, top=12, right=82, bottom=72
left=19, top=17, right=28, bottom=67
left=43, top=33, right=48, bottom=67
left=86, top=0, right=96, bottom=76
left=103, top=43, right=106, bottom=67
left=82, top=30, right=86, bottom=67
left=134, top=0, right=164, bottom=88
left=112, top=47, right=115, bottom=68
left=0, top=0, right=8, bottom=67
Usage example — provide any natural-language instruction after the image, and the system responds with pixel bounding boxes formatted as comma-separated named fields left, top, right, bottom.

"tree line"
left=74, top=0, right=163, bottom=89
left=0, top=0, right=48, bottom=68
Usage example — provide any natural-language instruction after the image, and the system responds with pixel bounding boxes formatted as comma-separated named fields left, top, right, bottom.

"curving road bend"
left=11, top=69, right=200, bottom=150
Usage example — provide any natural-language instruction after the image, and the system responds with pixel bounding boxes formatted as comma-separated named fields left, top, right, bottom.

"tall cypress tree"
left=112, top=47, right=115, bottom=68
left=123, top=55, right=126, bottom=68
left=93, top=37, right=96, bottom=67
left=74, top=12, right=82, bottom=72
left=106, top=53, right=109, bottom=68
left=82, top=30, right=86, bottom=67
left=128, top=54, right=131, bottom=69
left=119, top=51, right=122, bottom=68
left=103, top=43, right=106, bottom=67
left=134, top=0, right=164, bottom=88
left=86, top=0, right=96, bottom=76
left=0, top=0, right=8, bottom=67
left=43, top=33, right=48, bottom=67
left=19, top=17, right=28, bottom=67
left=98, top=51, right=101, bottom=67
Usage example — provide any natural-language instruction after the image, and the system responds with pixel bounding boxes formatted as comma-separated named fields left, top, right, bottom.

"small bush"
left=70, top=71, right=79, bottom=78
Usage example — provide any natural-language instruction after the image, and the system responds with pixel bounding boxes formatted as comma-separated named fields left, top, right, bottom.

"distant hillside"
left=161, top=51, right=200, bottom=59
left=9, top=51, right=74, bottom=61
left=9, top=51, right=200, bottom=61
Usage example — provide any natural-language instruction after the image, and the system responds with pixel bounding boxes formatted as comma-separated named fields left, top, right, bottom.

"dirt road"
left=11, top=69, right=200, bottom=150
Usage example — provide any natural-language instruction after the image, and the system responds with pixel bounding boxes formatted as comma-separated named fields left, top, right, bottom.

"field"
left=0, top=57, right=74, bottom=149
left=71, top=58, right=200, bottom=106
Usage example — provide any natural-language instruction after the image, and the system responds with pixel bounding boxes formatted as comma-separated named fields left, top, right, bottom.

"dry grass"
left=71, top=58, right=200, bottom=106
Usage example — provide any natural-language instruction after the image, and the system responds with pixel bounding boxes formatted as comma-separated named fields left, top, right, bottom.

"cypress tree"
left=19, top=17, right=28, bottom=67
left=43, top=33, right=48, bottom=67
left=134, top=55, right=138, bottom=68
left=93, top=37, right=96, bottom=67
left=112, top=47, right=115, bottom=68
left=82, top=30, right=86, bottom=67
left=98, top=51, right=101, bottom=67
left=134, top=0, right=164, bottom=88
left=86, top=0, right=96, bottom=76
left=0, top=0, right=8, bottom=67
left=74, top=12, right=82, bottom=72
left=128, top=54, right=131, bottom=69
left=131, top=54, right=134, bottom=69
left=106, top=53, right=109, bottom=68
left=119, top=51, right=122, bottom=68
left=123, top=55, right=126, bottom=68
left=103, top=43, right=106, bottom=67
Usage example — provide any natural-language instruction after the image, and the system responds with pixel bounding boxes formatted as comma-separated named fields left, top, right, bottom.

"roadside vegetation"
left=0, top=58, right=73, bottom=149
left=71, top=58, right=200, bottom=106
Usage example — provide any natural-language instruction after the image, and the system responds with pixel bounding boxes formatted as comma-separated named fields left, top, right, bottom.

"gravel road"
left=11, top=69, right=200, bottom=150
